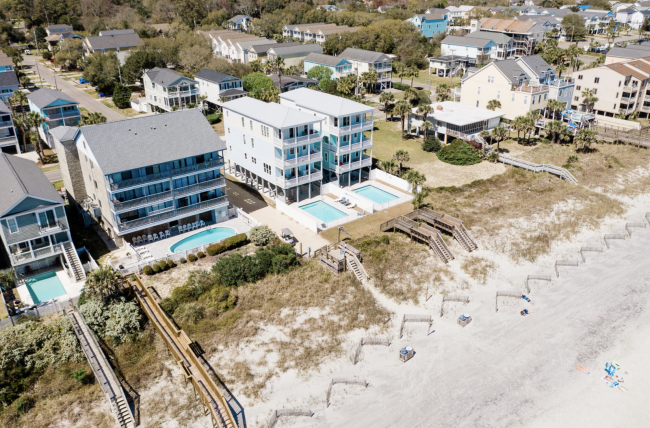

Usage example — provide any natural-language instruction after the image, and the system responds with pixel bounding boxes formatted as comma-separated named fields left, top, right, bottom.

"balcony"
left=0, top=120, right=13, bottom=128
left=547, top=78, right=574, bottom=87
left=111, top=190, right=173, bottom=213
left=44, top=110, right=80, bottom=120
left=109, top=158, right=224, bottom=191
left=329, top=120, right=373, bottom=135
left=40, top=221, right=67, bottom=234
left=641, top=105, right=650, bottom=111
left=620, top=97, right=635, bottom=103
left=511, top=84, right=549, bottom=93
left=0, top=135, right=17, bottom=146
left=169, top=88, right=199, bottom=97
left=273, top=130, right=321, bottom=148
left=624, top=85, right=640, bottom=92
left=116, top=195, right=228, bottom=232
left=274, top=152, right=322, bottom=167
left=11, top=243, right=64, bottom=265
left=276, top=171, right=322, bottom=188
left=333, top=157, right=372, bottom=173
left=174, top=177, right=226, bottom=197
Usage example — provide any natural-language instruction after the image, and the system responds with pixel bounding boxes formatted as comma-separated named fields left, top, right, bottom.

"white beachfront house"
left=143, top=67, right=199, bottom=112
left=194, top=68, right=247, bottom=110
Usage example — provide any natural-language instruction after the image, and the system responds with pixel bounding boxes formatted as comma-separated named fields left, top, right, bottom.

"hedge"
left=393, top=82, right=410, bottom=91
left=188, top=254, right=197, bottom=262
left=206, top=233, right=248, bottom=256
left=206, top=113, right=222, bottom=124
left=436, top=139, right=482, bottom=166
left=197, top=251, right=205, bottom=258
left=143, top=265, right=154, bottom=275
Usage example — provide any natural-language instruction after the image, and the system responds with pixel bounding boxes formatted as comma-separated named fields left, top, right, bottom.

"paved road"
left=44, top=168, right=62, bottom=182
left=559, top=34, right=643, bottom=49
left=22, top=57, right=125, bottom=122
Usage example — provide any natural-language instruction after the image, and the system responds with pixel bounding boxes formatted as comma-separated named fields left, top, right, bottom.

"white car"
left=25, top=50, right=31, bottom=55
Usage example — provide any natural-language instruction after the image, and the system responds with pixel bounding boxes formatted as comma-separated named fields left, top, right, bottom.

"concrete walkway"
left=249, top=206, right=330, bottom=253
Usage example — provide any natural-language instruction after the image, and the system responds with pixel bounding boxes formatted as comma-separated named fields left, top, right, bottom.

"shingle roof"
left=491, top=59, right=530, bottom=83
left=269, top=44, right=323, bottom=56
left=236, top=39, right=276, bottom=50
left=466, top=31, right=513, bottom=44
left=303, top=52, right=349, bottom=67
left=442, top=36, right=493, bottom=48
left=604, top=59, right=650, bottom=79
left=284, top=22, right=326, bottom=31
left=80, top=110, right=225, bottom=176
left=340, top=48, right=391, bottom=63
left=228, top=15, right=251, bottom=23
left=270, top=75, right=317, bottom=88
left=517, top=55, right=553, bottom=77
left=145, top=67, right=195, bottom=86
left=0, top=153, right=62, bottom=216
left=318, top=26, right=360, bottom=35
left=0, top=72, right=19, bottom=88
left=606, top=47, right=650, bottom=59
left=224, top=96, right=322, bottom=128
left=46, top=24, right=72, bottom=30
left=85, top=33, right=141, bottom=50
left=0, top=99, right=10, bottom=115
left=0, top=55, right=13, bottom=66
left=194, top=68, right=239, bottom=84
left=27, top=88, right=78, bottom=109
left=249, top=42, right=301, bottom=54
left=219, top=88, right=247, bottom=97
left=99, top=29, right=136, bottom=36
left=49, top=126, right=79, bottom=142
left=279, top=88, right=374, bottom=116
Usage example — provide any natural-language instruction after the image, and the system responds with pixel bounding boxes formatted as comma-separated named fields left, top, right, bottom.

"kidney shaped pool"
left=170, top=227, right=237, bottom=253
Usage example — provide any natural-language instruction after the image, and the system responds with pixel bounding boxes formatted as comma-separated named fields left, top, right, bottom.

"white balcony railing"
left=273, top=131, right=321, bottom=147
left=109, top=158, right=224, bottom=191
left=45, top=110, right=80, bottom=120
left=276, top=171, right=322, bottom=188
left=329, top=121, right=373, bottom=135
left=11, top=243, right=64, bottom=264
left=39, top=221, right=66, bottom=234
left=334, top=158, right=371, bottom=173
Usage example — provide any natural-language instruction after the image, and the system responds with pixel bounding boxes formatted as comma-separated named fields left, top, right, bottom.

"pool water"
left=354, top=185, right=399, bottom=204
left=301, top=201, right=348, bottom=223
left=25, top=271, right=67, bottom=304
left=170, top=227, right=237, bottom=253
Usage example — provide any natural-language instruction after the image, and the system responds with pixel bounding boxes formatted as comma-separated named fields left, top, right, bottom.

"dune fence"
left=326, top=378, right=368, bottom=407
left=265, top=409, right=312, bottom=428
left=439, top=295, right=470, bottom=318
left=580, top=246, right=603, bottom=262
left=555, top=260, right=580, bottom=277
left=399, top=314, right=434, bottom=338
left=604, top=233, right=627, bottom=248
left=626, top=222, right=647, bottom=236
left=495, top=291, right=522, bottom=312
left=525, top=275, right=552, bottom=293
left=353, top=337, right=391, bottom=364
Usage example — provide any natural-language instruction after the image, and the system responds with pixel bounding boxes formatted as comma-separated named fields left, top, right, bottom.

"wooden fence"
left=526, top=275, right=552, bottom=293
left=440, top=295, right=470, bottom=318
left=399, top=314, right=433, bottom=338
left=495, top=291, right=522, bottom=312
left=555, top=260, right=580, bottom=277
left=265, top=409, right=312, bottom=428
left=580, top=246, right=603, bottom=262
left=326, top=378, right=368, bottom=407
left=625, top=222, right=646, bottom=236
left=604, top=234, right=627, bottom=249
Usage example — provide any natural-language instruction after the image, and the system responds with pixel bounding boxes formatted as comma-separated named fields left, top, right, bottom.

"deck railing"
left=109, top=158, right=224, bottom=191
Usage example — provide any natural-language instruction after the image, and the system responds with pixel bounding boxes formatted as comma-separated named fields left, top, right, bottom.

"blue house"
left=27, top=88, right=80, bottom=147
left=409, top=13, right=448, bottom=39
left=303, top=53, right=353, bottom=80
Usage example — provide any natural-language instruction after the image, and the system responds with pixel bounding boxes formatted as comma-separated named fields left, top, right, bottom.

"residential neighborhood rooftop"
left=194, top=68, right=238, bottom=84
left=78, top=110, right=225, bottom=175
left=269, top=44, right=323, bottom=55
left=442, top=35, right=494, bottom=48
left=27, top=88, right=78, bottom=109
left=0, top=72, right=19, bottom=88
left=517, top=55, right=553, bottom=77
left=145, top=67, right=189, bottom=86
left=412, top=101, right=504, bottom=126
left=85, top=33, right=141, bottom=50
left=99, top=29, right=136, bottom=36
left=490, top=59, right=530, bottom=83
left=0, top=153, right=62, bottom=215
left=478, top=18, right=537, bottom=33
left=303, top=52, right=348, bottom=67
left=224, top=96, right=322, bottom=128
left=270, top=74, right=317, bottom=88
left=466, top=31, right=513, bottom=44
left=49, top=126, right=80, bottom=142
left=340, top=47, right=392, bottom=63
left=280, top=87, right=374, bottom=116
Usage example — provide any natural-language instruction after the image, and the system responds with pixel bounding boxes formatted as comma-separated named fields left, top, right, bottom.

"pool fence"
left=0, top=295, right=78, bottom=331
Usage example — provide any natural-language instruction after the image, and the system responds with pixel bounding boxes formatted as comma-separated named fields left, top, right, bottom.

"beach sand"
left=238, top=197, right=650, bottom=428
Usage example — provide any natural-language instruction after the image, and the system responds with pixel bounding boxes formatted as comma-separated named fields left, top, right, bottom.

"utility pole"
left=355, top=65, right=359, bottom=97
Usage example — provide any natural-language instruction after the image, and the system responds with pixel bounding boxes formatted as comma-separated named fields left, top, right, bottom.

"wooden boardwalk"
left=380, top=216, right=455, bottom=263
left=406, top=208, right=478, bottom=252
left=498, top=154, right=578, bottom=184
left=129, top=276, right=240, bottom=428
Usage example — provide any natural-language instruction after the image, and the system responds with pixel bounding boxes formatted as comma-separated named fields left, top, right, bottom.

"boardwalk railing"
left=498, top=154, right=578, bottom=184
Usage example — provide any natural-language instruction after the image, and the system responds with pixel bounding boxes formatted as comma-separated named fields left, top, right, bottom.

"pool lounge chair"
left=165, top=230, right=171, bottom=238
left=147, top=235, right=153, bottom=243
left=199, top=220, right=205, bottom=228
left=178, top=225, right=183, bottom=234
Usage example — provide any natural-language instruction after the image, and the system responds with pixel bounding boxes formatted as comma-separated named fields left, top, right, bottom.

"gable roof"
left=303, top=52, right=349, bottom=67
left=479, top=18, right=538, bottom=33
left=80, top=110, right=224, bottom=176
left=236, top=39, right=276, bottom=50
left=27, top=88, right=78, bottom=109
left=49, top=126, right=79, bottom=142
left=0, top=72, right=19, bottom=88
left=224, top=96, right=322, bottom=128
left=270, top=74, right=317, bottom=88
left=467, top=31, right=513, bottom=44
left=442, top=36, right=494, bottom=48
left=46, top=24, right=72, bottom=30
left=280, top=88, right=374, bottom=116
left=604, top=58, right=650, bottom=79
left=269, top=44, right=323, bottom=56
left=99, top=29, right=136, bottom=36
left=0, top=99, right=10, bottom=115
left=284, top=22, right=326, bottom=31
left=145, top=67, right=195, bottom=86
left=606, top=47, right=650, bottom=59
left=0, top=153, right=61, bottom=216
left=194, top=68, right=239, bottom=84
left=228, top=15, right=251, bottom=23
left=517, top=55, right=553, bottom=77
left=490, top=59, right=530, bottom=83
left=249, top=42, right=301, bottom=54
left=85, top=33, right=141, bottom=50
left=416, top=13, right=447, bottom=20
left=340, top=47, right=391, bottom=63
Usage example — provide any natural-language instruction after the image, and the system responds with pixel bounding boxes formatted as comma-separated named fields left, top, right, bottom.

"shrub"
left=159, top=297, right=177, bottom=316
left=143, top=265, right=154, bottom=275
left=249, top=225, right=276, bottom=246
left=167, top=259, right=176, bottom=269
left=567, top=154, right=579, bottom=164
left=15, top=396, right=33, bottom=415
left=206, top=113, right=222, bottom=124
left=174, top=302, right=205, bottom=325
left=80, top=299, right=107, bottom=335
left=103, top=298, right=141, bottom=344
left=69, top=368, right=91, bottom=385
left=393, top=82, right=410, bottom=91
left=197, top=251, right=205, bottom=258
left=436, top=139, right=482, bottom=166
left=422, top=135, right=442, bottom=153
left=157, top=260, right=168, bottom=271
left=188, top=254, right=197, bottom=262
left=180, top=258, right=187, bottom=264
left=206, top=233, right=248, bottom=256
left=112, top=83, right=131, bottom=109
left=152, top=264, right=161, bottom=273
left=42, top=51, right=52, bottom=60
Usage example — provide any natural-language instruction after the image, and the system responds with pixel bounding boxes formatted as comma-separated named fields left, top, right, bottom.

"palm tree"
left=79, top=112, right=107, bottom=126
left=512, top=116, right=527, bottom=141
left=394, top=100, right=411, bottom=140
left=407, top=67, right=419, bottom=87
left=544, top=120, right=565, bottom=144
left=486, top=99, right=501, bottom=111
left=556, top=63, right=567, bottom=78
left=402, top=169, right=426, bottom=195
left=379, top=159, right=397, bottom=175
left=420, top=120, right=433, bottom=138
left=26, top=111, right=46, bottom=162
left=546, top=99, right=566, bottom=120
left=379, top=92, right=395, bottom=122
left=197, top=95, right=208, bottom=114
left=393, top=149, right=410, bottom=175
left=403, top=87, right=419, bottom=106
left=436, top=83, right=450, bottom=101
left=259, top=86, right=280, bottom=103
left=12, top=115, right=28, bottom=153
left=9, top=91, right=28, bottom=120
left=581, top=88, right=598, bottom=113
left=85, top=265, right=123, bottom=304
left=360, top=68, right=378, bottom=93
left=574, top=128, right=598, bottom=152
left=249, top=60, right=262, bottom=73
left=492, top=125, right=509, bottom=153
left=417, top=104, right=433, bottom=122
left=393, top=63, right=405, bottom=83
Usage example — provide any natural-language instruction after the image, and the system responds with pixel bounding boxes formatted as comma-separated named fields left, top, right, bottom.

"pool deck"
left=137, top=218, right=251, bottom=260
left=16, top=267, right=85, bottom=308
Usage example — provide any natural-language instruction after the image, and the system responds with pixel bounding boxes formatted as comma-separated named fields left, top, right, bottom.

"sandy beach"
left=236, top=197, right=650, bottom=428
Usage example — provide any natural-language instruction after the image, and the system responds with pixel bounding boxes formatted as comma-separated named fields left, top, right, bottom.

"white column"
left=28, top=240, right=35, bottom=259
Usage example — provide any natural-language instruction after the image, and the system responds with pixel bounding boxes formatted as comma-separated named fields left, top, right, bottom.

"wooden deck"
left=593, top=125, right=650, bottom=148
left=380, top=216, right=455, bottom=263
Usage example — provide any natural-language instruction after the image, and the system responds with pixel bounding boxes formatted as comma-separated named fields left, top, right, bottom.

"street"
left=22, top=57, right=125, bottom=122
left=559, top=33, right=643, bottom=49
left=44, top=168, right=62, bottom=182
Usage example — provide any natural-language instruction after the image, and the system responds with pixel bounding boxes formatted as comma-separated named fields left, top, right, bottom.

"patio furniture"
left=136, top=236, right=142, bottom=245
left=182, top=225, right=187, bottom=232
left=153, top=234, right=159, bottom=242
left=178, top=225, right=183, bottom=234
left=159, top=232, right=165, bottom=240
left=193, top=221, right=199, bottom=229
left=132, top=237, right=137, bottom=246
left=165, top=230, right=171, bottom=238
left=147, top=235, right=153, bottom=243
left=141, top=234, right=147, bottom=243
left=199, top=220, right=205, bottom=227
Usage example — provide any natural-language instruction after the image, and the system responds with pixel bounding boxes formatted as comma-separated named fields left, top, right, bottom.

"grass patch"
left=400, top=70, right=460, bottom=90
left=40, top=164, right=60, bottom=173
left=461, top=256, right=496, bottom=285
left=52, top=180, right=64, bottom=191
left=320, top=202, right=413, bottom=242
left=84, top=89, right=100, bottom=99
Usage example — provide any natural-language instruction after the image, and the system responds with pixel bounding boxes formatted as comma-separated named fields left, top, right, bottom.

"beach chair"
left=165, top=230, right=171, bottom=238
left=193, top=221, right=199, bottom=229
left=152, top=234, right=159, bottom=242
left=188, top=223, right=194, bottom=231
left=147, top=235, right=153, bottom=243
left=178, top=225, right=183, bottom=234
left=199, top=220, right=205, bottom=228
left=136, top=236, right=142, bottom=245
left=159, top=232, right=165, bottom=240
left=132, top=237, right=137, bottom=246
left=182, top=224, right=187, bottom=233
left=141, top=234, right=147, bottom=243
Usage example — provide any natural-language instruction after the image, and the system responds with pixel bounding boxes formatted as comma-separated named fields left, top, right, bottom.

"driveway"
left=44, top=168, right=62, bottom=182
left=22, top=57, right=125, bottom=122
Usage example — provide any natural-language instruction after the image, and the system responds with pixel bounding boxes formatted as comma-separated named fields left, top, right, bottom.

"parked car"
left=25, top=49, right=31, bottom=55
left=79, top=78, right=88, bottom=84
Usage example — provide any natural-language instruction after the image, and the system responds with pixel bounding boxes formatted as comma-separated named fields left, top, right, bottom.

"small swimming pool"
left=170, top=227, right=236, bottom=253
left=301, top=201, right=348, bottom=223
left=354, top=185, right=399, bottom=204
left=25, top=271, right=67, bottom=304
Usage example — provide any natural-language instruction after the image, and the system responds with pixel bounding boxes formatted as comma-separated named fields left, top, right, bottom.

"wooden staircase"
left=63, top=242, right=86, bottom=282
left=498, top=154, right=578, bottom=184
left=345, top=252, right=369, bottom=283
left=380, top=216, right=454, bottom=263
left=453, top=225, right=478, bottom=252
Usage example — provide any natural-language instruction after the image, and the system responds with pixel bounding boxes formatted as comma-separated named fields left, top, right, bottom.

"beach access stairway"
left=66, top=307, right=134, bottom=428
left=315, top=242, right=369, bottom=283
left=406, top=208, right=478, bottom=252
left=63, top=241, right=86, bottom=282
left=128, top=276, right=239, bottom=428
left=380, top=216, right=454, bottom=263
left=498, top=154, right=578, bottom=184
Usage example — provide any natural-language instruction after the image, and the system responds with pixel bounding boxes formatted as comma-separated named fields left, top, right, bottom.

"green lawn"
left=371, top=119, right=436, bottom=167
left=41, top=164, right=60, bottom=173
left=52, top=180, right=64, bottom=190
left=84, top=89, right=100, bottom=99
left=397, top=71, right=461, bottom=90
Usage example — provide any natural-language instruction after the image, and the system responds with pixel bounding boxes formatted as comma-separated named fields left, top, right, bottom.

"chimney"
left=436, top=105, right=443, bottom=111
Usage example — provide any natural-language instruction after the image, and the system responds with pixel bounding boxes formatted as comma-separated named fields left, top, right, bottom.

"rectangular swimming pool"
left=25, top=271, right=67, bottom=304
left=301, top=201, right=348, bottom=223
left=354, top=185, right=399, bottom=204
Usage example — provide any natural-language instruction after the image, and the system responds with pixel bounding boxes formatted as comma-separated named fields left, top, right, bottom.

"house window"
left=616, top=93, right=619, bottom=98
left=477, top=87, right=481, bottom=95
left=252, top=157, right=257, bottom=164
left=250, top=120, right=253, bottom=130
left=94, top=180, right=97, bottom=189
left=243, top=135, right=246, bottom=144
left=511, top=93, right=515, bottom=102
left=578, top=75, right=583, bottom=80
left=576, top=86, right=581, bottom=91
left=593, top=89, right=597, bottom=94
left=594, top=77, right=600, bottom=84
left=263, top=163, right=271, bottom=174
left=241, top=117, right=244, bottom=126
left=532, top=96, right=535, bottom=105
left=619, top=81, right=622, bottom=87
left=245, top=153, right=247, bottom=160
left=230, top=145, right=232, bottom=151
left=226, top=111, right=228, bottom=117
left=524, top=96, right=528, bottom=105
left=488, top=76, right=494, bottom=83
left=574, top=96, right=579, bottom=101
left=614, top=104, right=617, bottom=109
left=497, top=91, right=501, bottom=100
left=7, top=218, right=18, bottom=234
